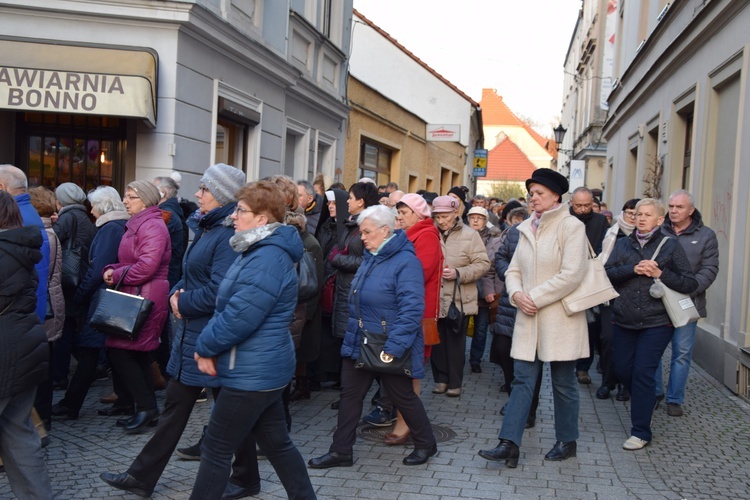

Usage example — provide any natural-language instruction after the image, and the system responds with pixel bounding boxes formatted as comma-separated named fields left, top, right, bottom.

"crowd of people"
left=0, top=161, right=718, bottom=498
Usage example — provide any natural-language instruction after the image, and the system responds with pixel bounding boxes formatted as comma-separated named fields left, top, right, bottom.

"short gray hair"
left=88, top=186, right=125, bottom=214
left=357, top=205, right=395, bottom=235
left=572, top=186, right=593, bottom=198
left=153, top=177, right=178, bottom=199
left=669, top=189, right=694, bottom=208
left=296, top=179, right=315, bottom=196
left=0, top=164, right=28, bottom=192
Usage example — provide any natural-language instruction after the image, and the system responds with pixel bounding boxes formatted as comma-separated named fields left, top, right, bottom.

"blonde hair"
left=635, top=198, right=665, bottom=217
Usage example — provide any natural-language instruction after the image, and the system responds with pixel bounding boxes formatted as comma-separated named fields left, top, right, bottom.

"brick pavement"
left=2, top=346, right=750, bottom=499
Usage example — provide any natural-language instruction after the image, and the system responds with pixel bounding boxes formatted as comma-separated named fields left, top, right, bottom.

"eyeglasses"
left=624, top=210, right=637, bottom=218
left=361, top=225, right=387, bottom=237
left=233, top=205, right=253, bottom=215
left=198, top=185, right=210, bottom=194
left=123, top=195, right=140, bottom=201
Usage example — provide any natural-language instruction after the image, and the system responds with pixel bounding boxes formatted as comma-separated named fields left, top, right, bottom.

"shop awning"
left=0, top=37, right=158, bottom=127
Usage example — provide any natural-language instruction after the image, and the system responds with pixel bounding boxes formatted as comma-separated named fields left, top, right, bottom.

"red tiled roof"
left=481, top=89, right=524, bottom=126
left=485, top=137, right=537, bottom=182
left=354, top=9, right=479, bottom=107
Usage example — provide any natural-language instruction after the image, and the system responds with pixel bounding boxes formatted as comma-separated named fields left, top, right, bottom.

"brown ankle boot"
left=150, top=362, right=167, bottom=390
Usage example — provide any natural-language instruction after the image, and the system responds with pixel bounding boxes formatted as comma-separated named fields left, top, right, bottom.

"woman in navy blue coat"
left=190, top=180, right=315, bottom=500
left=309, top=205, right=438, bottom=470
left=52, top=186, right=128, bottom=420
left=100, top=164, right=250, bottom=498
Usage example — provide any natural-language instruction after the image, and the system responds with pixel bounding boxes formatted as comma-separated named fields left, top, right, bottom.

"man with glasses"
left=595, top=198, right=641, bottom=401
left=569, top=187, right=610, bottom=385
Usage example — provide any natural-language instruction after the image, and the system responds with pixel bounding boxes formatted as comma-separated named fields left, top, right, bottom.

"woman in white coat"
left=479, top=168, right=588, bottom=467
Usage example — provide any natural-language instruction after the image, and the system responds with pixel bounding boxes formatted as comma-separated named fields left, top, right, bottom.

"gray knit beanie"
left=127, top=180, right=161, bottom=207
left=55, top=182, right=86, bottom=207
left=200, top=163, right=247, bottom=206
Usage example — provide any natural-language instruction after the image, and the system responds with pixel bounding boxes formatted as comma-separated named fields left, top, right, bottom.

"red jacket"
left=406, top=218, right=443, bottom=320
left=103, top=205, right=171, bottom=351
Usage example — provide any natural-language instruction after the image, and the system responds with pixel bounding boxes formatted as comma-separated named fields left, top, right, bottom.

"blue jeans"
left=190, top=387, right=315, bottom=500
left=470, top=307, right=490, bottom=366
left=654, top=321, right=697, bottom=404
left=499, top=358, right=579, bottom=446
left=0, top=389, right=53, bottom=499
left=613, top=324, right=674, bottom=442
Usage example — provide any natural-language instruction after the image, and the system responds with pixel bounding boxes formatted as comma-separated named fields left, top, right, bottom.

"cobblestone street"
left=2, top=346, right=750, bottom=499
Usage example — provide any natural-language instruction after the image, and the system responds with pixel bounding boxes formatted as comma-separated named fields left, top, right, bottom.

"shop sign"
left=426, top=124, right=460, bottom=142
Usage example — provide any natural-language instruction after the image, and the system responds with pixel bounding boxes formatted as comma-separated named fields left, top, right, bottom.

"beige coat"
left=42, top=219, right=65, bottom=342
left=505, top=203, right=589, bottom=362
left=439, top=220, right=490, bottom=317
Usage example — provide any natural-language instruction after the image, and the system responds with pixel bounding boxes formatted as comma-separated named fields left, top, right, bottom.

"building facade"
left=0, top=0, right=353, bottom=195
left=602, top=0, right=750, bottom=398
left=559, top=0, right=612, bottom=198
left=346, top=9, right=482, bottom=193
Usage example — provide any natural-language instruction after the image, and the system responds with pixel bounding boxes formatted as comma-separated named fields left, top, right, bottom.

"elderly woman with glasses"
left=309, top=205, right=438, bottom=470
left=189, top=180, right=315, bottom=499
left=99, top=181, right=171, bottom=434
left=100, top=164, right=251, bottom=498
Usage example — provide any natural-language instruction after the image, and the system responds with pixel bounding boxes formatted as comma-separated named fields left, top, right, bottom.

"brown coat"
left=439, top=220, right=490, bottom=317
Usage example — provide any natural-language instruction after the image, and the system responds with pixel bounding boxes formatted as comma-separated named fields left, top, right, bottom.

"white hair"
left=88, top=186, right=125, bottom=214
left=358, top=177, right=376, bottom=185
left=357, top=204, right=396, bottom=234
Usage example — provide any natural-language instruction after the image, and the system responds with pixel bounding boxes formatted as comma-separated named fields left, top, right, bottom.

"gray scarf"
left=229, top=222, right=282, bottom=253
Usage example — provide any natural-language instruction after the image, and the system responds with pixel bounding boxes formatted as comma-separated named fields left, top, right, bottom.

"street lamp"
left=553, top=124, right=574, bottom=155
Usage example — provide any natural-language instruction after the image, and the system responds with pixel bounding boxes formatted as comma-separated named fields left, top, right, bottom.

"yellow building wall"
left=343, top=77, right=466, bottom=192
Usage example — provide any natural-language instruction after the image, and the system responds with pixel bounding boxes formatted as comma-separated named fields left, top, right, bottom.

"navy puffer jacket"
left=195, top=224, right=302, bottom=391
left=606, top=232, right=698, bottom=329
left=491, top=224, right=520, bottom=338
left=167, top=204, right=236, bottom=388
left=342, top=230, right=426, bottom=379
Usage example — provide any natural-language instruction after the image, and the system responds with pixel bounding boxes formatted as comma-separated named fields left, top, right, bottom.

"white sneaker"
left=623, top=436, right=649, bottom=450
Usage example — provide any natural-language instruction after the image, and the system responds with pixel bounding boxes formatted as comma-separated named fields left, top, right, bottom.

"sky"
left=352, top=0, right=583, bottom=136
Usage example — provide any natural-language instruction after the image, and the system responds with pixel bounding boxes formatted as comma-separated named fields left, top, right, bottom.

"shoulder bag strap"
left=48, top=234, right=58, bottom=289
left=650, top=236, right=670, bottom=261
left=452, top=269, right=464, bottom=315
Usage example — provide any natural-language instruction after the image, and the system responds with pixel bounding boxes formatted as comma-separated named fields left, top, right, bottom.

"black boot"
left=544, top=441, right=577, bottom=461
left=100, top=472, right=153, bottom=498
left=289, top=376, right=310, bottom=401
left=175, top=425, right=206, bottom=460
left=478, top=439, right=520, bottom=467
left=123, top=409, right=159, bottom=434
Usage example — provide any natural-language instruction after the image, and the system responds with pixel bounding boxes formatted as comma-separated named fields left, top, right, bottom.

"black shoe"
left=124, top=409, right=159, bottom=434
left=403, top=444, right=437, bottom=465
left=499, top=403, right=506, bottom=416
left=308, top=451, right=353, bottom=469
left=51, top=402, right=78, bottom=420
left=52, top=378, right=68, bottom=391
left=330, top=399, right=340, bottom=410
left=471, top=364, right=482, bottom=373
left=500, top=384, right=509, bottom=393
left=95, top=365, right=110, bottom=380
left=617, top=386, right=631, bottom=402
left=478, top=439, right=519, bottom=468
left=222, top=481, right=261, bottom=499
left=116, top=416, right=134, bottom=428
left=525, top=416, right=536, bottom=429
left=176, top=425, right=207, bottom=460
left=595, top=386, right=611, bottom=399
left=308, top=380, right=321, bottom=392
left=196, top=388, right=208, bottom=403
left=98, top=405, right=134, bottom=417
left=544, top=441, right=577, bottom=461
left=100, top=472, right=153, bottom=498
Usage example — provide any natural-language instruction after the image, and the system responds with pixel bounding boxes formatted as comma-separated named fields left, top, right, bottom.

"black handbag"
left=297, top=250, right=319, bottom=302
left=351, top=285, right=412, bottom=377
left=61, top=216, right=83, bottom=290
left=444, top=273, right=467, bottom=336
left=90, top=267, right=154, bottom=340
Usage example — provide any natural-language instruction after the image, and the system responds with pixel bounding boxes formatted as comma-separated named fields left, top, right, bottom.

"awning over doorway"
left=0, top=37, right=158, bottom=127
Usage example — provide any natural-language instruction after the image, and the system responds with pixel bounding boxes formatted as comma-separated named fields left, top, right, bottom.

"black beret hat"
left=525, top=168, right=569, bottom=197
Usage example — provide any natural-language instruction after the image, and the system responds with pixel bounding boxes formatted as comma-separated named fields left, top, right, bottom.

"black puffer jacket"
left=0, top=227, right=49, bottom=399
left=491, top=224, right=520, bottom=338
left=605, top=232, right=698, bottom=329
left=54, top=204, right=97, bottom=315
left=330, top=216, right=364, bottom=338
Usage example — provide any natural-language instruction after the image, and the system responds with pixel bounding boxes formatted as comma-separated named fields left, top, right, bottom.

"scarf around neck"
left=230, top=222, right=282, bottom=253
left=635, top=226, right=659, bottom=247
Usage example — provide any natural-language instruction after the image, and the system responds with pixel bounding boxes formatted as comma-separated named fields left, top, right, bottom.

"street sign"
left=473, top=148, right=488, bottom=177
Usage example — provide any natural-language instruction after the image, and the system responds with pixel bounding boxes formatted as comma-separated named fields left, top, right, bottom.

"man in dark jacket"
left=297, top=179, right=328, bottom=237
left=655, top=190, right=719, bottom=417
left=569, top=186, right=609, bottom=384
left=153, top=177, right=186, bottom=288
left=0, top=206, right=53, bottom=499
